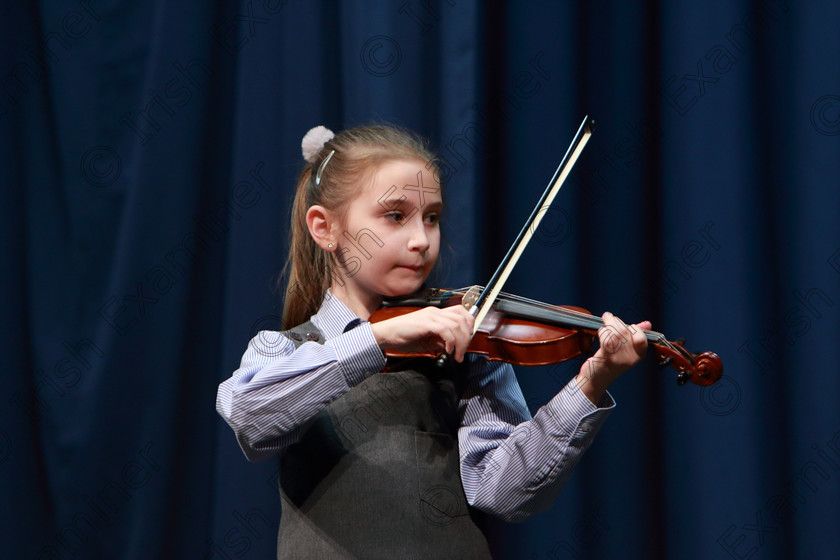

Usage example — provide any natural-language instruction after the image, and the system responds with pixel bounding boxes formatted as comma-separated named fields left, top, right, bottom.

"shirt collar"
left=310, top=290, right=364, bottom=339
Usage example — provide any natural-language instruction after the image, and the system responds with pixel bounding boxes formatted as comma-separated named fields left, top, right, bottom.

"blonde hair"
left=281, top=125, right=440, bottom=329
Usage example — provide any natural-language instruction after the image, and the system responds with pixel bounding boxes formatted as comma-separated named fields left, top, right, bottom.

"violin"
left=370, top=116, right=722, bottom=388
left=370, top=286, right=723, bottom=387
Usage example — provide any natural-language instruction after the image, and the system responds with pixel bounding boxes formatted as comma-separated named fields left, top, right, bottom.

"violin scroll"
left=653, top=339, right=723, bottom=387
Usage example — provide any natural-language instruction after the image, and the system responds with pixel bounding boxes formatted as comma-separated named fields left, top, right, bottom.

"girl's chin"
left=379, top=279, right=426, bottom=298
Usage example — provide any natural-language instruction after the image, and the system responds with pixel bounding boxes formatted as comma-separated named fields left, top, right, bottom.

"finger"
left=630, top=327, right=649, bottom=357
left=444, top=330, right=455, bottom=357
left=433, top=314, right=464, bottom=361
left=442, top=307, right=474, bottom=362
left=598, top=314, right=625, bottom=354
left=599, top=326, right=626, bottom=354
left=602, top=320, right=646, bottom=363
left=430, top=313, right=454, bottom=350
left=607, top=313, right=649, bottom=354
left=627, top=319, right=650, bottom=342
left=451, top=318, right=472, bottom=362
left=630, top=321, right=651, bottom=340
left=611, top=314, right=637, bottom=341
left=416, top=310, right=452, bottom=356
left=428, top=316, right=454, bottom=357
left=462, top=309, right=475, bottom=335
left=445, top=305, right=475, bottom=332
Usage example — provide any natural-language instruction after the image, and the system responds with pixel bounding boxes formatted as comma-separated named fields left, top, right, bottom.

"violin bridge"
left=461, top=285, right=482, bottom=311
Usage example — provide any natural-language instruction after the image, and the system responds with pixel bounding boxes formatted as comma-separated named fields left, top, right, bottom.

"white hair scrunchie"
left=301, top=125, right=335, bottom=163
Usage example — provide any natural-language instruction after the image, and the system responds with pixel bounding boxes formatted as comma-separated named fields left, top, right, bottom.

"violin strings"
left=435, top=286, right=690, bottom=362
left=496, top=290, right=666, bottom=338
left=438, top=286, right=684, bottom=357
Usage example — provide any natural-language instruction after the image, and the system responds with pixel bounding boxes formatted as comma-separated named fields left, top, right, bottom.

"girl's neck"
left=330, top=283, right=382, bottom=320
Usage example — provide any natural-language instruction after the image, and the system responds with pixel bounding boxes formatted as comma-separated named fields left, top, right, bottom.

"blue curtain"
left=3, top=1, right=839, bottom=558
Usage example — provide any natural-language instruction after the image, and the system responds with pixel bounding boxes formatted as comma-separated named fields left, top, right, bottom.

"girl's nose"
left=406, top=217, right=430, bottom=252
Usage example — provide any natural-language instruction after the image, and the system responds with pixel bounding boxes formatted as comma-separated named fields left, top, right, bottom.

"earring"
left=327, top=242, right=334, bottom=249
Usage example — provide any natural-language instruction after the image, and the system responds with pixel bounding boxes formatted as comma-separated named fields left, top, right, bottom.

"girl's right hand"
left=370, top=305, right=475, bottom=362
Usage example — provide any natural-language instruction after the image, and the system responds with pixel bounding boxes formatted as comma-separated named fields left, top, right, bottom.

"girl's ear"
left=306, top=205, right=337, bottom=251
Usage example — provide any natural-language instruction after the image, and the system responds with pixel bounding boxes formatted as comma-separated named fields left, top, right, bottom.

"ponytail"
left=281, top=166, right=330, bottom=329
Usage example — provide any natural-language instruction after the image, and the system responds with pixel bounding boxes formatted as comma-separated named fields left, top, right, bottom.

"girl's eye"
left=424, top=213, right=440, bottom=225
left=385, top=212, right=404, bottom=223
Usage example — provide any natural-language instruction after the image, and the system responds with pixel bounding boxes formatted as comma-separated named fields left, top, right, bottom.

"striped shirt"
left=216, top=290, right=615, bottom=521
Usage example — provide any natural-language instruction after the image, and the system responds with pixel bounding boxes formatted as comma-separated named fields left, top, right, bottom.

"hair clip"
left=315, top=149, right=335, bottom=186
left=302, top=126, right=335, bottom=163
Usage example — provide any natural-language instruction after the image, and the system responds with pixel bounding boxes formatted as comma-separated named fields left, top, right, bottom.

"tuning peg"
left=658, top=356, right=673, bottom=369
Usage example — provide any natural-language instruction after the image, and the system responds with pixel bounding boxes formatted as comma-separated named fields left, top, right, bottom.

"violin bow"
left=435, top=116, right=722, bottom=387
left=434, top=117, right=594, bottom=367
left=467, top=116, right=595, bottom=332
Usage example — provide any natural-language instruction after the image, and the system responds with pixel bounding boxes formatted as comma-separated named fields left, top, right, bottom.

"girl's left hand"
left=574, top=312, right=651, bottom=404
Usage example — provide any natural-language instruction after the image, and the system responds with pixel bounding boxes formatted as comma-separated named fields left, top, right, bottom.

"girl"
left=216, top=124, right=650, bottom=559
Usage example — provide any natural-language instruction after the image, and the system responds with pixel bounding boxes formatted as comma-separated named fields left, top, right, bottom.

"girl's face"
left=332, top=159, right=442, bottom=309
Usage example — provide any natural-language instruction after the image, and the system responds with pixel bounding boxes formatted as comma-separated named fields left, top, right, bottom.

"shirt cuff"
left=542, top=380, right=615, bottom=441
left=327, top=322, right=387, bottom=386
